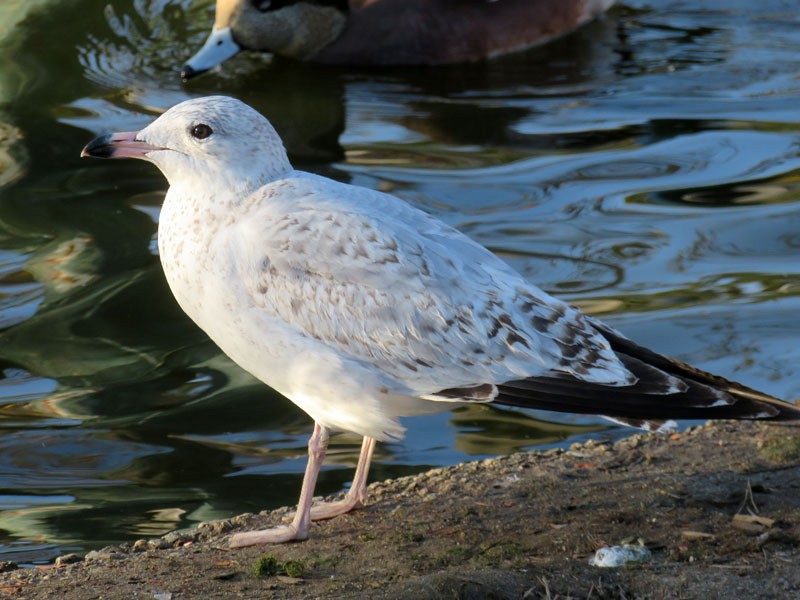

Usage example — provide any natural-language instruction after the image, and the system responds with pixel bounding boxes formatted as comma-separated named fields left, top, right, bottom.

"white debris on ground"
left=589, top=543, right=652, bottom=568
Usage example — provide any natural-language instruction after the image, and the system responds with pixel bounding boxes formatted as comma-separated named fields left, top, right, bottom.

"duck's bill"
left=81, top=131, right=160, bottom=159
left=181, top=26, right=241, bottom=80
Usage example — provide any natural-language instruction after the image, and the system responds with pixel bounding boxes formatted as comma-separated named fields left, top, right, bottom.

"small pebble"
left=0, top=561, right=18, bottom=572
left=148, top=539, right=171, bottom=550
left=55, top=554, right=81, bottom=567
left=162, top=532, right=195, bottom=546
left=84, top=550, right=123, bottom=562
left=230, top=513, right=255, bottom=526
left=199, top=519, right=233, bottom=535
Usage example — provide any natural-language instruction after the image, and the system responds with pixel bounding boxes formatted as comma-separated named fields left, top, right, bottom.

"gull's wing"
left=231, top=172, right=634, bottom=398
left=229, top=172, right=800, bottom=425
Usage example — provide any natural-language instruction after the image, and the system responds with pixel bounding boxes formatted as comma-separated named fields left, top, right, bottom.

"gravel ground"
left=1, top=420, right=799, bottom=599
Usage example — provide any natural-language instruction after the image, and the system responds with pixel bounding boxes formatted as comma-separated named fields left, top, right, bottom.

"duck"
left=182, top=0, right=616, bottom=78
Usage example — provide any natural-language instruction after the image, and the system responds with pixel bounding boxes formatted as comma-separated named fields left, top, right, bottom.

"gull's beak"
left=80, top=131, right=161, bottom=160
left=181, top=26, right=241, bottom=80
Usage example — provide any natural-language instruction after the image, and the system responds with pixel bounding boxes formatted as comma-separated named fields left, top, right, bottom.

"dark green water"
left=0, top=0, right=799, bottom=563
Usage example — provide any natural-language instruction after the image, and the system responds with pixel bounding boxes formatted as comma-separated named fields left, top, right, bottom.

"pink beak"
left=81, top=131, right=164, bottom=159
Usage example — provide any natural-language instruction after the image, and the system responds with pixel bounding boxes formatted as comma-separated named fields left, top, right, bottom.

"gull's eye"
left=191, top=123, right=213, bottom=140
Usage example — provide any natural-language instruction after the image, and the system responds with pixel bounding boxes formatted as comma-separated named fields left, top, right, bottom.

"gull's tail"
left=493, top=320, right=800, bottom=427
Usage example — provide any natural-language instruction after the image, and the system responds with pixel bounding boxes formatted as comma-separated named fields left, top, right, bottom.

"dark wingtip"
left=81, top=134, right=115, bottom=158
left=762, top=398, right=800, bottom=422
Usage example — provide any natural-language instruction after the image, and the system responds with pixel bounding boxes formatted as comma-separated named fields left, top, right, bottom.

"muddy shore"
left=1, top=420, right=799, bottom=599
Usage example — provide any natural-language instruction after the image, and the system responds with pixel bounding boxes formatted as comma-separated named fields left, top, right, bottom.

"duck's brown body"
left=317, top=0, right=611, bottom=65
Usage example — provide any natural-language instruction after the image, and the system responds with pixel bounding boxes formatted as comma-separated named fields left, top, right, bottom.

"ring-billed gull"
left=81, top=96, right=800, bottom=547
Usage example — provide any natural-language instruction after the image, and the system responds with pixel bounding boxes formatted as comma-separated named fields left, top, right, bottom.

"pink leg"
left=309, top=435, right=376, bottom=520
left=230, top=422, right=330, bottom=548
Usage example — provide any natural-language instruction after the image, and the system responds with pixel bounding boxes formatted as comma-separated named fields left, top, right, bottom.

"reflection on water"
left=0, top=0, right=799, bottom=563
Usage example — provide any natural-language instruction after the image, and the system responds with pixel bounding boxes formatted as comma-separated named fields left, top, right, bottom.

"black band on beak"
left=81, top=134, right=116, bottom=158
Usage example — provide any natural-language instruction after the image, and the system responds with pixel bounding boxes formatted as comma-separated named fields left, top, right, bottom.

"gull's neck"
left=164, top=162, right=292, bottom=210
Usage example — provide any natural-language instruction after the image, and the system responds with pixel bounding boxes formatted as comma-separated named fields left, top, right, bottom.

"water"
left=0, top=0, right=799, bottom=563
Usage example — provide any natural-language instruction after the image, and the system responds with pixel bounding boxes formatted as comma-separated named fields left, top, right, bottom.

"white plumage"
left=82, top=96, right=800, bottom=547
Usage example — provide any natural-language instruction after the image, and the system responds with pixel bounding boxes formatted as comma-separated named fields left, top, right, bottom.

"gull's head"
left=81, top=96, right=292, bottom=195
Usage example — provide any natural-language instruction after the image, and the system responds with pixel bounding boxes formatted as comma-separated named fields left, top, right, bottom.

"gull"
left=82, top=96, right=800, bottom=547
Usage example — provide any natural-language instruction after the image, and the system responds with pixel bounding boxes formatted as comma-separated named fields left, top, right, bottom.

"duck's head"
left=182, top=0, right=348, bottom=79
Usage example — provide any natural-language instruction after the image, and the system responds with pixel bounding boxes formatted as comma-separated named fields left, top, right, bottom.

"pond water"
left=0, top=0, right=799, bottom=564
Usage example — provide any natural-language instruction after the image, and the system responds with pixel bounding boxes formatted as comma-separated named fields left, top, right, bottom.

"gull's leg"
left=309, top=435, right=376, bottom=520
left=230, top=422, right=330, bottom=548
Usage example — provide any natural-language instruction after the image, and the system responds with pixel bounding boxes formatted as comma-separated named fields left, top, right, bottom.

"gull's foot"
left=309, top=495, right=364, bottom=521
left=229, top=523, right=307, bottom=548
